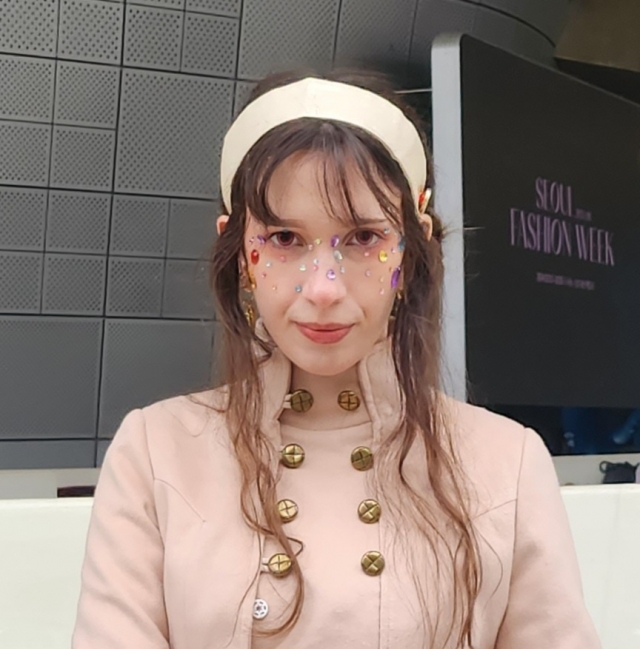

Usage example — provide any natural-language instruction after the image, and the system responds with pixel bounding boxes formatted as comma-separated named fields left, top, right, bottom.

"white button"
left=253, top=598, right=269, bottom=620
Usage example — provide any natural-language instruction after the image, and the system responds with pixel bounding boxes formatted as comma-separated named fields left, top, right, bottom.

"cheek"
left=357, top=255, right=403, bottom=299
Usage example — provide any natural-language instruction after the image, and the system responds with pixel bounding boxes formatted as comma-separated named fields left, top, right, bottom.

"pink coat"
left=73, top=340, right=600, bottom=648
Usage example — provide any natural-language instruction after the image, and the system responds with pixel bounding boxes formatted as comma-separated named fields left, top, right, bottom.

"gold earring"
left=239, top=268, right=257, bottom=329
left=240, top=269, right=256, bottom=291
left=243, top=301, right=256, bottom=329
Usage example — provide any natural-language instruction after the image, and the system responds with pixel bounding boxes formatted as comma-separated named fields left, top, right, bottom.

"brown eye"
left=352, top=230, right=380, bottom=247
left=270, top=230, right=298, bottom=247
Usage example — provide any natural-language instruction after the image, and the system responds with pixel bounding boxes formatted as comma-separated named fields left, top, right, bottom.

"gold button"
left=361, top=551, right=385, bottom=576
left=351, top=446, right=373, bottom=471
left=289, top=389, right=314, bottom=413
left=358, top=499, right=381, bottom=524
left=277, top=498, right=298, bottom=523
left=267, top=553, right=293, bottom=577
left=281, top=444, right=305, bottom=468
left=338, top=390, right=360, bottom=411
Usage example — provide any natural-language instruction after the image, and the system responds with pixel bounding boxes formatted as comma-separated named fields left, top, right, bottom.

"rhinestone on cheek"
left=340, top=266, right=345, bottom=274
left=299, top=264, right=306, bottom=272
left=378, top=250, right=389, bottom=263
left=380, top=288, right=385, bottom=295
left=257, top=235, right=266, bottom=245
left=327, top=269, right=336, bottom=280
left=314, top=238, right=322, bottom=245
left=365, top=270, right=372, bottom=277
left=261, top=272, right=267, bottom=279
left=250, top=250, right=260, bottom=265
left=391, top=266, right=401, bottom=289
left=398, top=236, right=406, bottom=252
left=333, top=250, right=343, bottom=262
left=331, top=235, right=340, bottom=247
left=295, top=285, right=302, bottom=293
left=308, top=244, right=314, bottom=251
left=279, top=255, right=286, bottom=263
left=265, top=261, right=273, bottom=268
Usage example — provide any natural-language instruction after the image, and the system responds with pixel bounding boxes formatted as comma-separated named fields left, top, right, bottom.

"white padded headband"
left=220, top=77, right=428, bottom=213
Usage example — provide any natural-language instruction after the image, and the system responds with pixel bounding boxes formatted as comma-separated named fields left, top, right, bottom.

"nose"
left=301, top=256, right=347, bottom=308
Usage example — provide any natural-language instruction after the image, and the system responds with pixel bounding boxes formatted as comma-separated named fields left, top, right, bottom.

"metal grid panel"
left=105, top=257, right=164, bottom=316
left=0, top=252, right=42, bottom=314
left=42, top=254, right=106, bottom=315
left=186, top=0, right=240, bottom=17
left=0, top=187, right=47, bottom=251
left=0, top=316, right=102, bottom=439
left=124, top=4, right=184, bottom=72
left=96, top=438, right=110, bottom=466
left=480, top=0, right=568, bottom=43
left=115, top=69, right=233, bottom=198
left=0, top=55, right=55, bottom=122
left=0, top=0, right=58, bottom=58
left=50, top=125, right=115, bottom=191
left=110, top=195, right=169, bottom=257
left=0, top=440, right=96, bottom=469
left=474, top=3, right=555, bottom=64
left=167, top=198, right=216, bottom=260
left=129, top=0, right=185, bottom=9
left=472, top=5, right=518, bottom=51
left=162, top=259, right=214, bottom=319
left=46, top=191, right=111, bottom=254
left=233, top=80, right=256, bottom=116
left=54, top=61, right=121, bottom=128
left=58, top=0, right=124, bottom=65
left=410, top=0, right=478, bottom=70
left=181, top=13, right=238, bottom=78
left=98, top=318, right=214, bottom=437
left=335, top=0, right=416, bottom=66
left=0, top=120, right=51, bottom=186
left=238, top=0, right=340, bottom=79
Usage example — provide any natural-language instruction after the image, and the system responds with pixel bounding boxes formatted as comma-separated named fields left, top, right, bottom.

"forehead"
left=264, top=152, right=399, bottom=229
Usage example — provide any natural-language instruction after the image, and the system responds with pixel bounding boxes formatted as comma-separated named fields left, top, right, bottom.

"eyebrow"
left=275, top=218, right=388, bottom=229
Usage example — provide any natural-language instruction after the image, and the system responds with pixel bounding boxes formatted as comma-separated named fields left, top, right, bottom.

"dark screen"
left=461, top=37, right=640, bottom=410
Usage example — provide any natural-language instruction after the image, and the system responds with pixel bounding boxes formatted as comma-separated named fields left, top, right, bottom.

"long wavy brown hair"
left=209, top=69, right=482, bottom=647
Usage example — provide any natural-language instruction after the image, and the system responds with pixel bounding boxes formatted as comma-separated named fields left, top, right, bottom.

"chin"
left=286, top=350, right=358, bottom=377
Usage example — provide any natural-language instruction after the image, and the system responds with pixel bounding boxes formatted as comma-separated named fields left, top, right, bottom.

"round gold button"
left=289, top=389, right=314, bottom=413
left=351, top=446, right=373, bottom=471
left=281, top=444, right=305, bottom=468
left=358, top=499, right=381, bottom=524
left=277, top=498, right=298, bottom=523
left=338, top=390, right=361, bottom=411
left=267, top=553, right=293, bottom=577
left=361, top=551, right=385, bottom=576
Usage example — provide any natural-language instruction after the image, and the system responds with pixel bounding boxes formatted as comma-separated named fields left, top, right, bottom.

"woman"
left=73, top=70, right=600, bottom=649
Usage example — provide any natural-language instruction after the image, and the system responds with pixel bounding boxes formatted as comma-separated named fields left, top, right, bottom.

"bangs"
left=235, top=119, right=409, bottom=230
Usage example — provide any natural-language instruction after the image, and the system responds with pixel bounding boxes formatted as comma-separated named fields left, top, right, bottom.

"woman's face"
left=242, top=152, right=405, bottom=377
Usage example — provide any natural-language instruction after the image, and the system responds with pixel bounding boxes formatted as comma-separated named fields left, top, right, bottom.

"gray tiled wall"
left=0, top=0, right=567, bottom=468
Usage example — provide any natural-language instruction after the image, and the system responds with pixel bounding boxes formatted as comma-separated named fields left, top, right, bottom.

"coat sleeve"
left=495, top=427, right=601, bottom=649
left=72, top=409, right=170, bottom=649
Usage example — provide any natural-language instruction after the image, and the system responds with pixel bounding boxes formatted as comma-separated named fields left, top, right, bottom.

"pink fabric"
left=73, top=341, right=600, bottom=648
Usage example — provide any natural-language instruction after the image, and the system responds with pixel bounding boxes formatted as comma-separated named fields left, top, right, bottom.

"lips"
left=296, top=323, right=353, bottom=344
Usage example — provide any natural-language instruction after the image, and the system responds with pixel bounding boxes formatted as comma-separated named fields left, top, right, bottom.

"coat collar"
left=255, top=320, right=404, bottom=445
